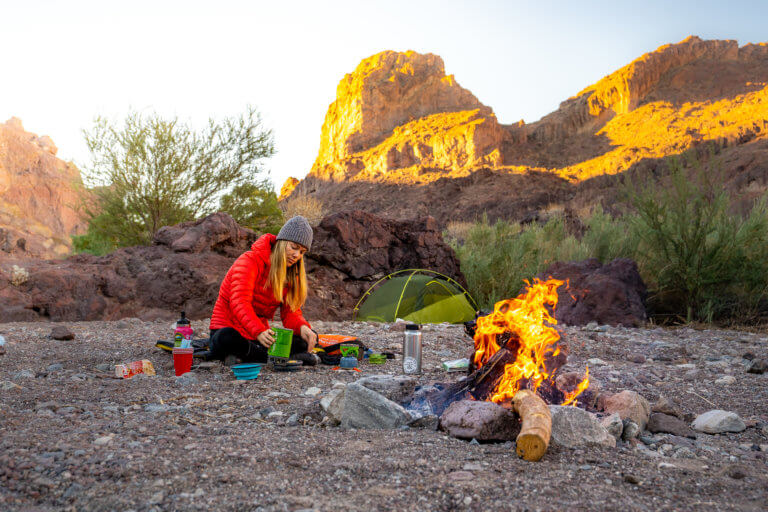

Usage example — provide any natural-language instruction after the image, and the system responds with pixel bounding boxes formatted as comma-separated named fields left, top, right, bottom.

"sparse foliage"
left=75, top=107, right=275, bottom=252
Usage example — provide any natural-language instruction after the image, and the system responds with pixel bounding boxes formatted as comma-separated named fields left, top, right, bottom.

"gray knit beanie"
left=276, top=216, right=313, bottom=250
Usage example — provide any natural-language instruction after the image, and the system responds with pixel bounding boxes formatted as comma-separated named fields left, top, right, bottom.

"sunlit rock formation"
left=0, top=118, right=87, bottom=257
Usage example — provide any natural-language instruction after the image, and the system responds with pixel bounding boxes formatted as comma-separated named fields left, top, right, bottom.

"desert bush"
left=280, top=194, right=325, bottom=226
left=76, top=107, right=275, bottom=254
left=626, top=158, right=768, bottom=323
left=219, top=180, right=284, bottom=234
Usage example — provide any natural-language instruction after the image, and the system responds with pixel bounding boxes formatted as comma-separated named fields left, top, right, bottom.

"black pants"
left=209, top=327, right=309, bottom=363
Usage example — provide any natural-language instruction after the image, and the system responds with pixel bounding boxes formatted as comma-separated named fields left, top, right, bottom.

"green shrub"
left=627, top=159, right=768, bottom=323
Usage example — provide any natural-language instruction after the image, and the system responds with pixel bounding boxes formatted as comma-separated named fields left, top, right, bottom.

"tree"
left=219, top=180, right=284, bottom=234
left=76, top=107, right=275, bottom=251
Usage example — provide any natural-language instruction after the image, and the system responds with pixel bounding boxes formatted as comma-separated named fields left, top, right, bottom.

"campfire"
left=420, top=278, right=591, bottom=461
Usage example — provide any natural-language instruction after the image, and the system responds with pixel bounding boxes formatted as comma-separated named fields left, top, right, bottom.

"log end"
left=515, top=433, right=548, bottom=462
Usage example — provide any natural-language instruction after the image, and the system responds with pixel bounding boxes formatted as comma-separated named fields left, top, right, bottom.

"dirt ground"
left=0, top=319, right=766, bottom=511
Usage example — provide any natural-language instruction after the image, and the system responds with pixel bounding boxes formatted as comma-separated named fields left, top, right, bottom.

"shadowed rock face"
left=286, top=37, right=768, bottom=226
left=0, top=118, right=88, bottom=258
left=0, top=211, right=464, bottom=323
left=535, top=258, right=648, bottom=327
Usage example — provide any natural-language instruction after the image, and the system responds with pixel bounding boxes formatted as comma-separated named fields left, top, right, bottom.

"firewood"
left=512, top=389, right=551, bottom=462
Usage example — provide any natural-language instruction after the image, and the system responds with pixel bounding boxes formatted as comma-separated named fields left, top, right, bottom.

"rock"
left=144, top=404, right=171, bottom=414
left=651, top=396, right=683, bottom=418
left=715, top=375, right=736, bottom=385
left=46, top=363, right=64, bottom=372
left=627, top=353, right=646, bottom=364
left=50, top=326, right=74, bottom=340
left=0, top=381, right=22, bottom=390
left=440, top=401, right=520, bottom=442
left=286, top=413, right=299, bottom=426
left=600, top=413, right=624, bottom=441
left=622, top=420, right=641, bottom=440
left=692, top=410, right=746, bottom=434
left=408, top=414, right=439, bottom=430
left=174, top=372, right=198, bottom=387
left=548, top=406, right=616, bottom=448
left=587, top=358, right=608, bottom=366
left=320, top=388, right=343, bottom=412
left=647, top=413, right=696, bottom=438
left=93, top=436, right=113, bottom=446
left=683, top=369, right=700, bottom=381
left=354, top=374, right=417, bottom=403
left=747, top=359, right=767, bottom=374
left=603, top=390, right=651, bottom=430
left=95, top=363, right=113, bottom=372
left=340, top=382, right=410, bottom=429
left=12, top=369, right=35, bottom=380
left=304, top=387, right=322, bottom=397
left=267, top=391, right=291, bottom=398
left=534, top=258, right=647, bottom=327
left=305, top=50, right=501, bottom=185
left=324, top=388, right=346, bottom=425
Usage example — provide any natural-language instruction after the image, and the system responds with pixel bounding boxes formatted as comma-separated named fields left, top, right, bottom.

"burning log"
left=424, top=338, right=520, bottom=416
left=512, top=389, right=551, bottom=462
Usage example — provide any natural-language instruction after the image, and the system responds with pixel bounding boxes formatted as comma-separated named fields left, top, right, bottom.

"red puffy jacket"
left=209, top=233, right=311, bottom=339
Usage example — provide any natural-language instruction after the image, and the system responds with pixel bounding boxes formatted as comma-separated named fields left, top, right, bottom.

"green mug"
left=268, top=327, right=293, bottom=359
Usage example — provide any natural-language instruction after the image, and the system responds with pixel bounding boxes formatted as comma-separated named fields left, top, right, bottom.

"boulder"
left=600, top=413, right=624, bottom=441
left=692, top=410, right=746, bottom=434
left=440, top=400, right=520, bottom=442
left=647, top=413, right=696, bottom=438
left=50, top=326, right=74, bottom=341
left=602, top=390, right=651, bottom=430
left=340, top=382, right=410, bottom=429
left=0, top=210, right=465, bottom=322
left=747, top=359, right=767, bottom=374
left=651, top=396, right=683, bottom=419
left=354, top=375, right=417, bottom=404
left=549, top=406, right=616, bottom=448
left=535, top=258, right=647, bottom=327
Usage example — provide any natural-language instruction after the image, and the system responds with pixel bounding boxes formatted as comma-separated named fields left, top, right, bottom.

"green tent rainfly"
left=353, top=269, right=478, bottom=324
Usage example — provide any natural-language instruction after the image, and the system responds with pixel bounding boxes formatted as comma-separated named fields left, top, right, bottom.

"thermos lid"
left=176, top=311, right=190, bottom=326
left=405, top=323, right=420, bottom=330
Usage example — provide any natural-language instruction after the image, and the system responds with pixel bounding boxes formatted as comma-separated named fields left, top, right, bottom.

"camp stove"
left=269, top=356, right=303, bottom=371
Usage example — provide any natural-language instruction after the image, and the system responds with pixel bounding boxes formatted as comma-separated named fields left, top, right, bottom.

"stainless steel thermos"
left=402, top=323, right=422, bottom=374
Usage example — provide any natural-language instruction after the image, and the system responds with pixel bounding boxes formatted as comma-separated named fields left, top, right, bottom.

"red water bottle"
left=174, top=311, right=193, bottom=348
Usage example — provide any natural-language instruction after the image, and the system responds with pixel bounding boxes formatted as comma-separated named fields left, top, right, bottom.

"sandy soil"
left=0, top=319, right=766, bottom=511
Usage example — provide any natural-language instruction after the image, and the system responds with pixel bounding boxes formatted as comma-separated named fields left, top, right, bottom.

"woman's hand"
left=300, top=325, right=317, bottom=352
left=256, top=329, right=275, bottom=348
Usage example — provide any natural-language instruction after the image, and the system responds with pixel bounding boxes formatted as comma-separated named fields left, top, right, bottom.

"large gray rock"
left=440, top=400, right=520, bottom=442
left=549, top=406, right=616, bottom=448
left=692, top=410, right=746, bottom=434
left=340, top=383, right=410, bottom=429
left=603, top=390, right=651, bottom=430
left=647, top=413, right=696, bottom=438
left=355, top=375, right=417, bottom=404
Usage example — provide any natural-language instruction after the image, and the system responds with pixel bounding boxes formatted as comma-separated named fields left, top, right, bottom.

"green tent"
left=353, top=269, right=478, bottom=324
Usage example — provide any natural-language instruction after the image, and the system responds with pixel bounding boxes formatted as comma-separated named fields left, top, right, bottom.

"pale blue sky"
left=1, top=0, right=766, bottom=191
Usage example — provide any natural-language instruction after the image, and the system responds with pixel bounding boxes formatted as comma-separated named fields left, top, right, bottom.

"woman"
left=208, top=215, right=318, bottom=365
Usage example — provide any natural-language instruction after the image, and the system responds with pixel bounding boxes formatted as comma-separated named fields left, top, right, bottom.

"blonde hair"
left=268, top=240, right=308, bottom=311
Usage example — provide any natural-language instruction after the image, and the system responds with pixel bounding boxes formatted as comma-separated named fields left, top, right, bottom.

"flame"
left=473, top=278, right=589, bottom=406
left=561, top=366, right=590, bottom=406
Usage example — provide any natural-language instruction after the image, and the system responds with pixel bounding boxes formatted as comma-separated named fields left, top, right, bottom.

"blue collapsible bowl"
left=231, top=363, right=263, bottom=380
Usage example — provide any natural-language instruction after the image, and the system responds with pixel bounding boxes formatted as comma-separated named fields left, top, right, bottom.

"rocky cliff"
left=0, top=118, right=87, bottom=257
left=286, top=37, right=768, bottom=224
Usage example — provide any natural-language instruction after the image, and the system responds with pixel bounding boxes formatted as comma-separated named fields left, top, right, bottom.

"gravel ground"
left=0, top=319, right=767, bottom=511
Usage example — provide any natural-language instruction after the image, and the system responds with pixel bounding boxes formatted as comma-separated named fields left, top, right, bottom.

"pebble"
left=627, top=353, right=646, bottom=364
left=715, top=375, right=736, bottom=385
left=587, top=358, right=608, bottom=366
left=267, top=392, right=290, bottom=398
left=12, top=369, right=35, bottom=379
left=0, top=380, right=22, bottom=390
left=304, top=387, right=322, bottom=397
left=47, top=363, right=64, bottom=372
left=286, top=413, right=299, bottom=426
left=93, top=436, right=113, bottom=446
left=747, top=359, right=767, bottom=374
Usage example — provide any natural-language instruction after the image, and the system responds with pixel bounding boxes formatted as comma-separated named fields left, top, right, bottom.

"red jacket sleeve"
left=280, top=303, right=311, bottom=334
left=229, top=256, right=270, bottom=339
